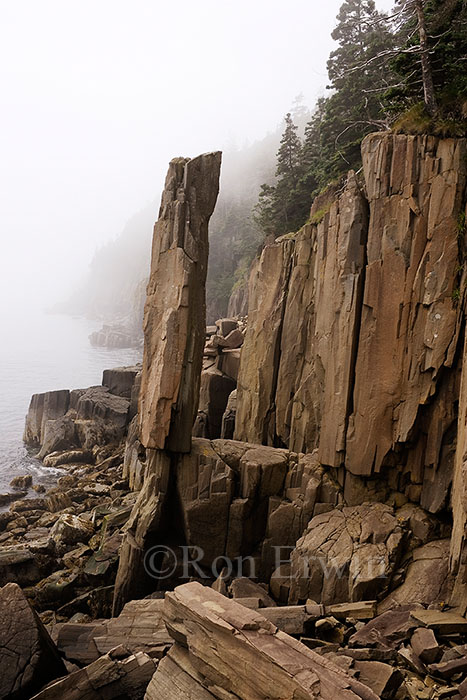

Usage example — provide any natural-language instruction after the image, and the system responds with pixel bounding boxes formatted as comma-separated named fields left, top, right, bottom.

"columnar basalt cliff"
left=11, top=135, right=467, bottom=699
left=235, top=133, right=467, bottom=514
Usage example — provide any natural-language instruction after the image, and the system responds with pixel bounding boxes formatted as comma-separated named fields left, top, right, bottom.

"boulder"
left=217, top=347, right=241, bottom=381
left=353, top=660, right=402, bottom=699
left=288, top=503, right=406, bottom=605
left=37, top=415, right=76, bottom=459
left=411, top=627, right=441, bottom=664
left=10, top=474, right=33, bottom=490
left=0, top=548, right=41, bottom=586
left=216, top=318, right=238, bottom=337
left=0, top=582, right=66, bottom=699
left=378, top=539, right=451, bottom=612
left=51, top=514, right=94, bottom=546
left=221, top=389, right=237, bottom=439
left=349, top=607, right=419, bottom=651
left=229, top=577, right=276, bottom=607
left=56, top=597, right=172, bottom=665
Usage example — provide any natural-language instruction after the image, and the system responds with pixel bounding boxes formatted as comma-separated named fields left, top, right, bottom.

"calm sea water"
left=0, top=309, right=141, bottom=495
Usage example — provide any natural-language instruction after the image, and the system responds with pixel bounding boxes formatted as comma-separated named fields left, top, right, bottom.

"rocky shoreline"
left=1, top=139, right=467, bottom=699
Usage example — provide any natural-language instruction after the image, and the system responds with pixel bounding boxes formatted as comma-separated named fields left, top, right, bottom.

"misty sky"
left=0, top=0, right=394, bottom=314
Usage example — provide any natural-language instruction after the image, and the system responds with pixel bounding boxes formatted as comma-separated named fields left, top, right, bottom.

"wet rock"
left=0, top=582, right=66, bottom=700
left=43, top=449, right=94, bottom=467
left=0, top=491, right=24, bottom=506
left=45, top=492, right=73, bottom=512
left=10, top=474, right=33, bottom=490
left=32, top=569, right=80, bottom=609
left=0, top=548, right=41, bottom=586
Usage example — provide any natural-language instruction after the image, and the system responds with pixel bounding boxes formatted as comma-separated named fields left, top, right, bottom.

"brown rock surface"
left=235, top=238, right=295, bottom=445
left=155, top=581, right=379, bottom=699
left=55, top=597, right=172, bottom=666
left=288, top=503, right=405, bottom=605
left=346, top=134, right=465, bottom=477
left=0, top=582, right=66, bottom=700
left=234, top=134, right=466, bottom=509
left=139, top=152, right=222, bottom=452
left=30, top=647, right=157, bottom=700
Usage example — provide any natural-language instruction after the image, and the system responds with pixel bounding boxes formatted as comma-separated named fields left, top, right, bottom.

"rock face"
left=139, top=152, right=222, bottom=452
left=0, top=582, right=66, bottom=700
left=113, top=153, right=222, bottom=612
left=451, top=327, right=467, bottom=598
left=23, top=369, right=139, bottom=461
left=235, top=134, right=467, bottom=511
left=288, top=503, right=406, bottom=605
left=24, top=390, right=70, bottom=447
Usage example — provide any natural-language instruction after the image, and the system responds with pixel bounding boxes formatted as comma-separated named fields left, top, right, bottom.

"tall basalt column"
left=140, top=153, right=222, bottom=453
left=113, top=152, right=222, bottom=613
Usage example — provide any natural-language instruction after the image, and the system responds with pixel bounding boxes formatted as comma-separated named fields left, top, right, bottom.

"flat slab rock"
left=0, top=582, right=66, bottom=700
left=149, top=581, right=380, bottom=699
left=30, top=646, right=157, bottom=700
left=55, top=597, right=172, bottom=665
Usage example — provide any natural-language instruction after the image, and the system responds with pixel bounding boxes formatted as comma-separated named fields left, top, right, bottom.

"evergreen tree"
left=387, top=0, right=467, bottom=119
left=316, top=0, right=394, bottom=185
left=255, top=112, right=309, bottom=237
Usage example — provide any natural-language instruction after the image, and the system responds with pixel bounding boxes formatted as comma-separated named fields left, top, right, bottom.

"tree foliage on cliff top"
left=255, top=0, right=467, bottom=240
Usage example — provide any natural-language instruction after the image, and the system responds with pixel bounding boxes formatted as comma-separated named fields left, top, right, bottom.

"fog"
left=0, top=0, right=393, bottom=316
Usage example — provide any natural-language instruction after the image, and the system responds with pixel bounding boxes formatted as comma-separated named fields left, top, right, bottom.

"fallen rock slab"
left=56, top=597, right=172, bottom=665
left=354, top=660, right=402, bottom=699
left=30, top=646, right=157, bottom=699
left=411, top=627, right=441, bottom=664
left=349, top=607, right=419, bottom=651
left=0, top=582, right=66, bottom=700
left=410, top=609, right=467, bottom=636
left=156, top=581, right=380, bottom=699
